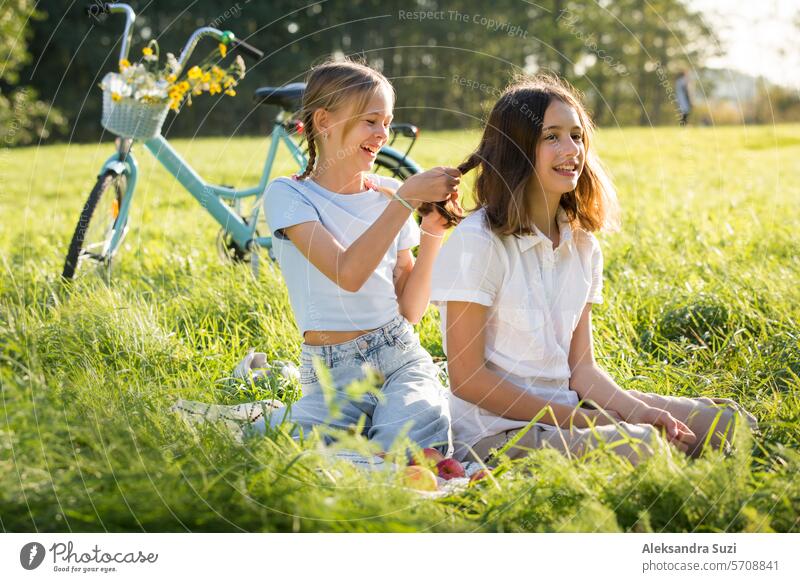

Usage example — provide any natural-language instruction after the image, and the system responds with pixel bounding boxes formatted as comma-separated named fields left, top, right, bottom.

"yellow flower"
left=179, top=81, right=190, bottom=92
left=111, top=92, right=122, bottom=102
left=225, top=89, right=236, bottom=97
left=209, top=82, right=221, bottom=95
left=142, top=47, right=153, bottom=56
left=187, top=66, right=202, bottom=80
left=211, top=66, right=224, bottom=81
left=219, top=43, right=227, bottom=58
left=223, top=77, right=235, bottom=89
left=167, top=74, right=177, bottom=83
left=119, top=58, right=131, bottom=71
left=201, top=72, right=211, bottom=83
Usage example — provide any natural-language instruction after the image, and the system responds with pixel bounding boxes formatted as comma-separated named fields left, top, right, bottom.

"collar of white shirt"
left=515, top=206, right=574, bottom=253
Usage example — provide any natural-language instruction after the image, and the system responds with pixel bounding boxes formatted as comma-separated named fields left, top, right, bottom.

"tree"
left=0, top=0, right=65, bottom=146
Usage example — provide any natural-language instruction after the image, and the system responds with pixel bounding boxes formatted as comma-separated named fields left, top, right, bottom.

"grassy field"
left=1, top=124, right=799, bottom=532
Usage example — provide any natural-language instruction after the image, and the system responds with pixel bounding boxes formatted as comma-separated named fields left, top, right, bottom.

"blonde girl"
left=257, top=59, right=462, bottom=457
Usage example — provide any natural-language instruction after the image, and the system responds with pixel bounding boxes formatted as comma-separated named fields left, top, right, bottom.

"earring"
left=323, top=132, right=328, bottom=140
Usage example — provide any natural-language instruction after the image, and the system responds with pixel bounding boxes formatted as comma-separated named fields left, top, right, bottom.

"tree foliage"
left=0, top=0, right=65, bottom=145
left=8, top=0, right=723, bottom=142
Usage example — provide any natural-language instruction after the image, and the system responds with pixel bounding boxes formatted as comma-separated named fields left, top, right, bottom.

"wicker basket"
left=100, top=73, right=170, bottom=140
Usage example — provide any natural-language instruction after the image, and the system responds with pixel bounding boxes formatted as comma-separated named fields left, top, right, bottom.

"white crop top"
left=263, top=174, right=420, bottom=335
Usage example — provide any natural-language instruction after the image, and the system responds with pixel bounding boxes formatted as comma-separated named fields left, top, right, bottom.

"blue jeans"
left=259, top=316, right=452, bottom=456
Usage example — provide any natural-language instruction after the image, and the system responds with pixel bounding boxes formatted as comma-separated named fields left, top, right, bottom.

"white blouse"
left=430, top=206, right=604, bottom=460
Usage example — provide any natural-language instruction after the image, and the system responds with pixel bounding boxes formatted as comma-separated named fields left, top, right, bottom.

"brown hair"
left=457, top=73, right=619, bottom=235
left=296, top=57, right=395, bottom=180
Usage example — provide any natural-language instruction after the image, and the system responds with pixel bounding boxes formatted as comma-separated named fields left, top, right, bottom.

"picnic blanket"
left=170, top=351, right=488, bottom=497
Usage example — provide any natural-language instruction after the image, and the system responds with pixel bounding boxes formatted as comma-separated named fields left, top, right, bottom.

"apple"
left=469, top=469, right=491, bottom=484
left=409, top=447, right=445, bottom=467
left=436, top=458, right=466, bottom=480
left=401, top=465, right=438, bottom=491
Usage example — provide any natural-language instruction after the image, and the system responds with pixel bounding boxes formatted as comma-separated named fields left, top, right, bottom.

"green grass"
left=1, top=124, right=799, bottom=532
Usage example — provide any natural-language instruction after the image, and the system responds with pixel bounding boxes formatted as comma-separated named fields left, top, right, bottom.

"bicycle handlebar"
left=230, top=39, right=263, bottom=61
left=86, top=3, right=136, bottom=64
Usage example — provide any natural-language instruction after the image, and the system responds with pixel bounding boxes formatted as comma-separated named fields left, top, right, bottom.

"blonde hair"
left=296, top=58, right=395, bottom=180
left=458, top=73, right=620, bottom=234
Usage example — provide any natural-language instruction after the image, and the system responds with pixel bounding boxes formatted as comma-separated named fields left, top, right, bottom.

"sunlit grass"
left=1, top=124, right=798, bottom=531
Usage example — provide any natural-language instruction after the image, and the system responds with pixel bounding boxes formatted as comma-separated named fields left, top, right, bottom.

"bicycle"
left=62, top=2, right=423, bottom=281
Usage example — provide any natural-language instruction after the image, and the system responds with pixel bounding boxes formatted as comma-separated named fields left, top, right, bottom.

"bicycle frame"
left=97, top=117, right=305, bottom=254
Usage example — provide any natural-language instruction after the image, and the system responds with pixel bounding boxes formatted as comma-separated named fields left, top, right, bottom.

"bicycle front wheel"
left=62, top=171, right=128, bottom=281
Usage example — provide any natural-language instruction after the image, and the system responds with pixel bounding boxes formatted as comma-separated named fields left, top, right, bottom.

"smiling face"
left=318, top=83, right=394, bottom=176
left=531, top=99, right=586, bottom=197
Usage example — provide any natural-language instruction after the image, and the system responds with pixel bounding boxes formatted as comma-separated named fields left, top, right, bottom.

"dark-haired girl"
left=431, top=75, right=756, bottom=465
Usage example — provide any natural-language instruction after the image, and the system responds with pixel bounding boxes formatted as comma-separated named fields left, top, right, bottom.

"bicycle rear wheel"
left=372, top=150, right=420, bottom=181
left=62, top=171, right=128, bottom=281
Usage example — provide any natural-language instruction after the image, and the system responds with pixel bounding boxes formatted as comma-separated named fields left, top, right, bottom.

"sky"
left=690, top=0, right=800, bottom=88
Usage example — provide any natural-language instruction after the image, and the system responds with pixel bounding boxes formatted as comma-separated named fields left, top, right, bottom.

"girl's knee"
left=703, top=406, right=741, bottom=451
left=412, top=411, right=452, bottom=454
left=687, top=403, right=748, bottom=457
left=370, top=403, right=451, bottom=456
left=613, top=423, right=668, bottom=465
left=710, top=398, right=758, bottom=431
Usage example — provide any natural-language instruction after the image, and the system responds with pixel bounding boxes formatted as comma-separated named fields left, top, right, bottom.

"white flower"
left=234, top=55, right=246, bottom=79
left=166, top=52, right=180, bottom=73
left=273, top=361, right=300, bottom=382
left=102, top=74, right=133, bottom=97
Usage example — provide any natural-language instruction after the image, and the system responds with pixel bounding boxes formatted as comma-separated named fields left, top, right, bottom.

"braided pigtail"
left=295, top=111, right=316, bottom=180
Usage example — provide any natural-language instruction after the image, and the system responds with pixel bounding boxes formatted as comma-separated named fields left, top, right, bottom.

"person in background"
left=676, top=70, right=692, bottom=126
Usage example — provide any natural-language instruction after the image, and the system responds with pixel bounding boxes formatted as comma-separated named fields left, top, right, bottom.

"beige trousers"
left=466, top=392, right=758, bottom=466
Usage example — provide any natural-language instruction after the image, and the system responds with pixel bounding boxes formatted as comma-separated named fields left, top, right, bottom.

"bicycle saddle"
left=253, top=83, right=306, bottom=111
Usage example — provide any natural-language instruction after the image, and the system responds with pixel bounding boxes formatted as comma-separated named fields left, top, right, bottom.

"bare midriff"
left=303, top=328, right=378, bottom=346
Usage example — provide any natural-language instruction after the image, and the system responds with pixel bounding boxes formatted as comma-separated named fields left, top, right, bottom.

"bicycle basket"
left=100, top=73, right=170, bottom=140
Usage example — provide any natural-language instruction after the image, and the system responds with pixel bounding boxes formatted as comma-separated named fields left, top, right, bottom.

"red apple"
left=436, top=458, right=466, bottom=480
left=401, top=465, right=438, bottom=491
left=469, top=469, right=491, bottom=484
left=410, top=447, right=445, bottom=467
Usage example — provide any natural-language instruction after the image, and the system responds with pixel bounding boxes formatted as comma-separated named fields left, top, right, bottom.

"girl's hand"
left=634, top=407, right=696, bottom=452
left=420, top=191, right=461, bottom=237
left=397, top=166, right=460, bottom=208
